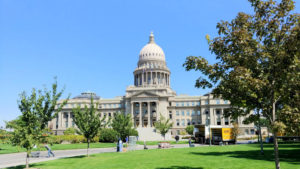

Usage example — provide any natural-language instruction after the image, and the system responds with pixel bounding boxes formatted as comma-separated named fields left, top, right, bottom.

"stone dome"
left=139, top=32, right=165, bottom=62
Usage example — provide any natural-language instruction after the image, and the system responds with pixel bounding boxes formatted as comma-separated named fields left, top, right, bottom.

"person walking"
left=44, top=144, right=55, bottom=157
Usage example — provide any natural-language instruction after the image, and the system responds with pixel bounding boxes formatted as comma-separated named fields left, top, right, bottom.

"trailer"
left=194, top=125, right=235, bottom=145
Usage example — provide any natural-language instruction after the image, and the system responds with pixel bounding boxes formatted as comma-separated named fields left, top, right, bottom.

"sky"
left=0, top=0, right=299, bottom=128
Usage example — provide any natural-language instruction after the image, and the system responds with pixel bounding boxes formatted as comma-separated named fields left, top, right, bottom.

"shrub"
left=63, top=127, right=76, bottom=135
left=129, top=128, right=139, bottom=137
left=99, top=128, right=119, bottom=143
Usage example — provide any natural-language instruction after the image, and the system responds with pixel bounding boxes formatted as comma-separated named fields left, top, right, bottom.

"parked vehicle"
left=193, top=125, right=235, bottom=145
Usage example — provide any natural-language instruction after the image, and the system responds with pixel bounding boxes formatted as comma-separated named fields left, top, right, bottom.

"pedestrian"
left=126, top=136, right=129, bottom=147
left=44, top=144, right=55, bottom=157
left=189, top=138, right=192, bottom=147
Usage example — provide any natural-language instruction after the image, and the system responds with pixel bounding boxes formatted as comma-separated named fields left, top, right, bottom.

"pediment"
left=131, top=91, right=159, bottom=98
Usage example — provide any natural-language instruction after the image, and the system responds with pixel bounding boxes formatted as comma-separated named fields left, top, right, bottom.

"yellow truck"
left=194, top=125, right=235, bottom=144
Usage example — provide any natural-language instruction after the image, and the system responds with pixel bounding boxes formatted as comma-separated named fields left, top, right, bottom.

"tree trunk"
left=258, top=122, right=264, bottom=155
left=87, top=139, right=90, bottom=157
left=25, top=152, right=29, bottom=169
left=272, top=101, right=280, bottom=169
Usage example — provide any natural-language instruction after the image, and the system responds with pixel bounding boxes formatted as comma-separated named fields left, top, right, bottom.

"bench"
left=158, top=142, right=171, bottom=149
left=31, top=151, right=40, bottom=158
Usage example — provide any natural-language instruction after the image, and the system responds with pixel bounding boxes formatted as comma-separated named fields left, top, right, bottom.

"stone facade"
left=49, top=33, right=255, bottom=140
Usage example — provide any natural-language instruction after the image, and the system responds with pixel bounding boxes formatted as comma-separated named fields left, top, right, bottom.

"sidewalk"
left=0, top=144, right=205, bottom=168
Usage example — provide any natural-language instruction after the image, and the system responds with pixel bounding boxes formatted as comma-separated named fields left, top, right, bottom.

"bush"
left=99, top=128, right=119, bottom=143
left=129, top=128, right=139, bottom=137
left=46, top=135, right=86, bottom=144
left=63, top=127, right=76, bottom=135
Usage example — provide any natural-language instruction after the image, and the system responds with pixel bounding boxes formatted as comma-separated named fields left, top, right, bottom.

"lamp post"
left=208, top=117, right=211, bottom=146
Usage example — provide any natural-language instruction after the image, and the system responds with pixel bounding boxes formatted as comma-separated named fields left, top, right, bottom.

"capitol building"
left=49, top=33, right=255, bottom=141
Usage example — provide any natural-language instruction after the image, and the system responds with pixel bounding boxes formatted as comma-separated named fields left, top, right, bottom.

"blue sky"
left=0, top=0, right=299, bottom=127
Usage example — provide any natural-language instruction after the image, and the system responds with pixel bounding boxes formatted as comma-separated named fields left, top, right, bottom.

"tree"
left=6, top=79, right=67, bottom=168
left=185, top=125, right=194, bottom=136
left=111, top=113, right=137, bottom=141
left=72, top=97, right=106, bottom=157
left=232, top=122, right=240, bottom=144
left=154, top=114, right=173, bottom=140
left=183, top=1, right=299, bottom=168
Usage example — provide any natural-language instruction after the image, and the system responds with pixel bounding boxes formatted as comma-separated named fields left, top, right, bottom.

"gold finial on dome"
left=149, top=31, right=155, bottom=44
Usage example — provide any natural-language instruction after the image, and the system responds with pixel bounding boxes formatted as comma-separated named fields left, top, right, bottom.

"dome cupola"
left=139, top=32, right=165, bottom=62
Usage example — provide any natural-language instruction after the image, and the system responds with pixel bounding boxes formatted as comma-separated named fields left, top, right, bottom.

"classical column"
left=139, top=102, right=142, bottom=127
left=145, top=71, right=148, bottom=85
left=68, top=112, right=71, bottom=128
left=221, top=109, right=225, bottom=125
left=156, top=101, right=160, bottom=121
left=155, top=72, right=158, bottom=84
left=151, top=71, right=153, bottom=85
left=131, top=102, right=134, bottom=126
left=59, top=112, right=63, bottom=129
left=147, top=102, right=151, bottom=127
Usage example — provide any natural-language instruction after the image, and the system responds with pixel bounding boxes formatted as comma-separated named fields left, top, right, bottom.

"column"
left=221, top=109, right=225, bottom=125
left=146, top=71, right=148, bottom=85
left=147, top=102, right=151, bottom=127
left=156, top=101, right=160, bottom=121
left=139, top=102, right=142, bottom=127
left=68, top=112, right=71, bottom=128
left=59, top=112, right=63, bottom=129
left=151, top=72, right=153, bottom=85
left=156, top=72, right=158, bottom=84
left=131, top=102, right=134, bottom=126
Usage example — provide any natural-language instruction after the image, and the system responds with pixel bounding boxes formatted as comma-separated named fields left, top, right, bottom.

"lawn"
left=0, top=141, right=189, bottom=155
left=0, top=142, right=116, bottom=154
left=7, top=143, right=300, bottom=169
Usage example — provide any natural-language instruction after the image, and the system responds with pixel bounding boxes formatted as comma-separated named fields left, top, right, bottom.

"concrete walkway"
left=0, top=144, right=205, bottom=168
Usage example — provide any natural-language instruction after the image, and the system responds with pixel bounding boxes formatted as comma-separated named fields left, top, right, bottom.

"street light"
left=208, top=117, right=211, bottom=146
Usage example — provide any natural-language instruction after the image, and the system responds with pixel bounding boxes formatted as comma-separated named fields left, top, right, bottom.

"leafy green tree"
left=72, top=98, right=106, bottom=157
left=183, top=1, right=299, bottom=168
left=185, top=125, right=194, bottom=136
left=63, top=127, right=76, bottom=135
left=6, top=79, right=67, bottom=168
left=154, top=114, right=173, bottom=140
left=111, top=113, right=137, bottom=141
left=99, top=128, right=119, bottom=143
left=232, top=122, right=240, bottom=144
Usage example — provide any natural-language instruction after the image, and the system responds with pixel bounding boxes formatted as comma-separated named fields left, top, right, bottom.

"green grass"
left=0, top=143, right=116, bottom=154
left=136, top=140, right=189, bottom=145
left=7, top=143, right=300, bottom=169
left=0, top=141, right=189, bottom=154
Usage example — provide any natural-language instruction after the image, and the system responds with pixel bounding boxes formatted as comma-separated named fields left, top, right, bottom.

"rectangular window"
left=169, top=111, right=172, bottom=119
left=192, top=110, right=195, bottom=115
left=197, top=110, right=201, bottom=115
left=177, top=130, right=180, bottom=135
left=187, top=119, right=191, bottom=125
left=224, top=100, right=229, bottom=104
left=192, top=120, right=196, bottom=125
left=197, top=120, right=201, bottom=124
left=181, top=102, right=184, bottom=106
left=205, top=100, right=209, bottom=105
left=216, top=99, right=220, bottom=104
left=192, top=102, right=195, bottom=106
left=186, top=102, right=190, bottom=106
left=216, top=110, right=220, bottom=115
left=205, top=110, right=209, bottom=115
left=181, top=119, right=185, bottom=126
left=245, top=129, right=249, bottom=134
left=251, top=129, right=255, bottom=135
left=181, top=111, right=185, bottom=116
left=176, top=102, right=179, bottom=106
left=186, top=111, right=190, bottom=116
left=217, top=119, right=221, bottom=125
left=225, top=117, right=229, bottom=125
left=176, top=120, right=180, bottom=126
left=197, top=102, right=200, bottom=106
left=176, top=111, right=180, bottom=116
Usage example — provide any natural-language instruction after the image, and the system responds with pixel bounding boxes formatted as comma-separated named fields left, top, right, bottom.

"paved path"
left=0, top=144, right=205, bottom=168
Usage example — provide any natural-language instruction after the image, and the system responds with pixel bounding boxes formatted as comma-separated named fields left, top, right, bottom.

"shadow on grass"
left=6, top=163, right=46, bottom=169
left=190, top=145, right=300, bottom=165
left=156, top=166, right=204, bottom=169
